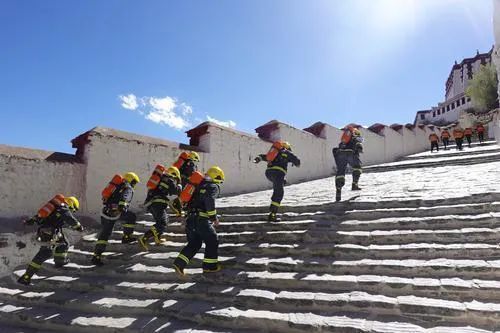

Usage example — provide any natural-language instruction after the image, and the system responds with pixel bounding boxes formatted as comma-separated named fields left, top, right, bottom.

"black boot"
left=17, top=273, right=32, bottom=286
left=91, top=254, right=104, bottom=266
left=336, top=189, right=342, bottom=202
left=122, top=234, right=137, bottom=244
left=352, top=183, right=361, bottom=191
left=268, top=204, right=281, bottom=222
left=268, top=212, right=281, bottom=222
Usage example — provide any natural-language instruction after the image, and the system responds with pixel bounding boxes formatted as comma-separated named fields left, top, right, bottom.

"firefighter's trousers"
left=174, top=214, right=219, bottom=271
left=93, top=211, right=136, bottom=256
left=334, top=150, right=362, bottom=190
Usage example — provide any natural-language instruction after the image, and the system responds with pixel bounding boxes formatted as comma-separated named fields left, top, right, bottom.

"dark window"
left=447, top=105, right=450, bottom=111
left=467, top=97, right=471, bottom=102
left=437, top=109, right=441, bottom=115
left=433, top=111, right=436, bottom=117
left=420, top=114, right=425, bottom=120
left=451, top=103, right=455, bottom=110
left=462, top=97, right=466, bottom=104
left=456, top=99, right=460, bottom=107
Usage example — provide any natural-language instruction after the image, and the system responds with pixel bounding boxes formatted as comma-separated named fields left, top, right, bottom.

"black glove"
left=294, top=160, right=301, bottom=168
left=23, top=216, right=38, bottom=226
left=253, top=156, right=262, bottom=163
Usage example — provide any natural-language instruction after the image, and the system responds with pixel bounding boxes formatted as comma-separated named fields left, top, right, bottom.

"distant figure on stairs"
left=173, top=166, right=225, bottom=276
left=453, top=127, right=465, bottom=151
left=91, top=172, right=140, bottom=266
left=429, top=133, right=440, bottom=152
left=17, top=195, right=84, bottom=285
left=476, top=123, right=486, bottom=144
left=333, top=126, right=364, bottom=202
left=254, top=141, right=301, bottom=222
left=464, top=127, right=473, bottom=148
left=441, top=128, right=450, bottom=150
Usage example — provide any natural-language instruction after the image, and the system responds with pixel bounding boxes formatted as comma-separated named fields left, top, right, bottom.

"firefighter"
left=464, top=127, right=473, bottom=147
left=139, top=166, right=182, bottom=251
left=453, top=127, right=465, bottom=151
left=441, top=128, right=451, bottom=150
left=17, top=196, right=83, bottom=285
left=429, top=132, right=440, bottom=152
left=91, top=172, right=140, bottom=266
left=254, top=141, right=301, bottom=222
left=173, top=166, right=225, bottom=276
left=476, top=123, right=486, bottom=144
left=178, top=152, right=200, bottom=187
left=333, top=126, right=364, bottom=202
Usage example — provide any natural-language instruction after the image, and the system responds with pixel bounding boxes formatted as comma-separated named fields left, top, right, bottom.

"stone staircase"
left=2, top=144, right=500, bottom=332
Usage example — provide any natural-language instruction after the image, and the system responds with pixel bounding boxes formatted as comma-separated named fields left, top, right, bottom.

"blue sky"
left=0, top=0, right=494, bottom=153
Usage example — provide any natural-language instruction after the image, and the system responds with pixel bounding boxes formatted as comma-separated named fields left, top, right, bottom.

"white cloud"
left=119, top=94, right=192, bottom=130
left=119, top=94, right=139, bottom=110
left=207, top=115, right=236, bottom=128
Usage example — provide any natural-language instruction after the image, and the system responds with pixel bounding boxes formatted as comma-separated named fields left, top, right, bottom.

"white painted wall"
left=0, top=152, right=85, bottom=218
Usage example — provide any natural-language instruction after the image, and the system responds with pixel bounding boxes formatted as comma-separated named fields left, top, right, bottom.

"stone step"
left=135, top=218, right=321, bottom=234
left=336, top=227, right=500, bottom=245
left=3, top=276, right=500, bottom=330
left=340, top=202, right=500, bottom=221
left=339, top=212, right=500, bottom=231
left=69, top=239, right=500, bottom=264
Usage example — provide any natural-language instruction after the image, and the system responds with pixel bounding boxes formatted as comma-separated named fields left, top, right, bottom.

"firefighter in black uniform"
left=333, top=127, right=364, bottom=202
left=173, top=166, right=225, bottom=276
left=139, top=166, right=182, bottom=250
left=91, top=172, right=140, bottom=266
left=18, top=196, right=83, bottom=285
left=254, top=141, right=301, bottom=222
left=179, top=152, right=200, bottom=187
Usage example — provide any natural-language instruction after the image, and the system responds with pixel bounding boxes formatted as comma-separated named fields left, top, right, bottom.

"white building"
left=415, top=48, right=493, bottom=125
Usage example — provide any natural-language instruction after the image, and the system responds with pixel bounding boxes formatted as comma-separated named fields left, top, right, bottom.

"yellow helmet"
left=65, top=196, right=80, bottom=212
left=281, top=141, right=291, bottom=150
left=123, top=172, right=140, bottom=186
left=206, top=166, right=225, bottom=184
left=188, top=151, right=200, bottom=162
left=165, top=166, right=181, bottom=182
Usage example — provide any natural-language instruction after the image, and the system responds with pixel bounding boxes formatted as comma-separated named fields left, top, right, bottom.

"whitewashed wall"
left=1, top=121, right=439, bottom=220
left=0, top=147, right=85, bottom=218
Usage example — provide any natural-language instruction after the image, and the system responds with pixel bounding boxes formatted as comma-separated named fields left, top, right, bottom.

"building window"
left=437, top=109, right=441, bottom=115
left=457, top=99, right=460, bottom=107
left=433, top=111, right=436, bottom=117
left=451, top=103, right=455, bottom=110
left=447, top=105, right=450, bottom=111
left=420, top=114, right=425, bottom=120
left=467, top=97, right=471, bottom=102
left=462, top=97, right=466, bottom=104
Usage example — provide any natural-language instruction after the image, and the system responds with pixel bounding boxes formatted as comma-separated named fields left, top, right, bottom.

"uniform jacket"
left=187, top=180, right=219, bottom=221
left=145, top=175, right=180, bottom=207
left=259, top=149, right=301, bottom=174
left=429, top=134, right=439, bottom=142
left=338, top=135, right=364, bottom=154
